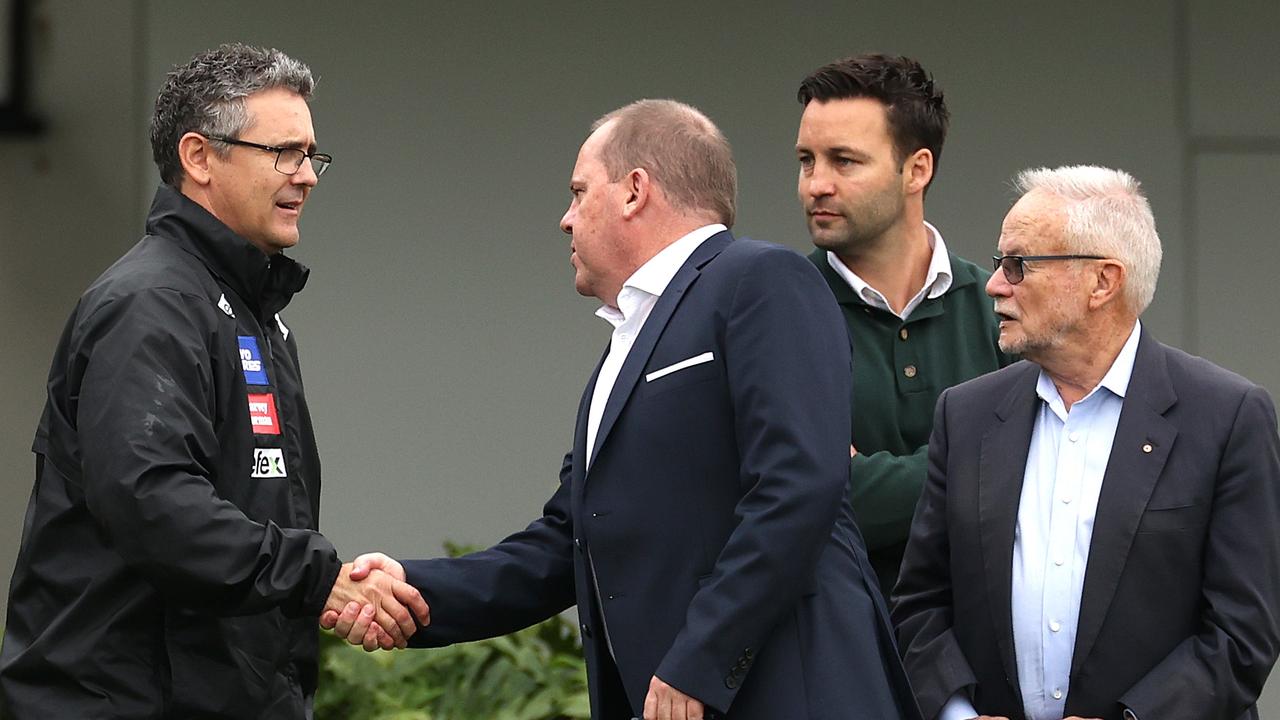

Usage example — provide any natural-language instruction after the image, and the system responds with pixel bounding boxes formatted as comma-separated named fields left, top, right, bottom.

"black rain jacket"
left=1, top=185, right=342, bottom=718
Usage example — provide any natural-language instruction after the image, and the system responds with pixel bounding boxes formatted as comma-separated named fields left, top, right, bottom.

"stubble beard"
left=808, top=189, right=904, bottom=259
left=997, top=297, right=1080, bottom=361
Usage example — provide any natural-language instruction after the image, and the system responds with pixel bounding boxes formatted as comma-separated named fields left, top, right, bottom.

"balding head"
left=589, top=99, right=737, bottom=227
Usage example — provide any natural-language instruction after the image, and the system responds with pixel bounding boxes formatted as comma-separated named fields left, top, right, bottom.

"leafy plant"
left=314, top=543, right=590, bottom=720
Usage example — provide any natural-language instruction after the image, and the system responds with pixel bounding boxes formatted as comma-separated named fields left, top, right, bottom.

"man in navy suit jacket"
left=326, top=99, right=920, bottom=719
left=892, top=166, right=1280, bottom=720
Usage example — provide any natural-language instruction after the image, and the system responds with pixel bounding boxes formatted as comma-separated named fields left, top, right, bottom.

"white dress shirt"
left=825, top=220, right=953, bottom=319
left=585, top=223, right=725, bottom=469
left=580, top=223, right=724, bottom=662
left=939, top=321, right=1141, bottom=720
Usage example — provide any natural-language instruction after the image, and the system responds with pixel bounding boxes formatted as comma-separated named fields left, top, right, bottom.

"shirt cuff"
left=936, top=691, right=980, bottom=720
left=1123, top=708, right=1139, bottom=720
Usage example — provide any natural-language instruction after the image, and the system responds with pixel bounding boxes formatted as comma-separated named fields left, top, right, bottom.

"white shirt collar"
left=595, top=223, right=726, bottom=326
left=825, top=220, right=954, bottom=319
left=1036, top=320, right=1142, bottom=414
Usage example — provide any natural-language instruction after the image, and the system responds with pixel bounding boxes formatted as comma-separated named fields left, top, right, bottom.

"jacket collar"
left=979, top=330, right=1180, bottom=696
left=580, top=230, right=734, bottom=476
left=1069, top=328, right=1176, bottom=677
left=980, top=360, right=1041, bottom=697
left=144, top=184, right=309, bottom=318
left=807, top=246, right=982, bottom=311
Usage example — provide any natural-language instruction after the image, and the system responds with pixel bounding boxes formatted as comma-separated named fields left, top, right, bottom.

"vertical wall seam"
left=132, top=0, right=149, bottom=221
left=1173, top=0, right=1196, bottom=352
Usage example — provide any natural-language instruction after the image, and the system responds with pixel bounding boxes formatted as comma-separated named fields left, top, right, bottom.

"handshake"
left=321, top=553, right=428, bottom=651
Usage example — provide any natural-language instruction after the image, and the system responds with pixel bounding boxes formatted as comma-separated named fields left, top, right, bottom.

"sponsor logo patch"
left=237, top=336, right=270, bottom=385
left=218, top=294, right=235, bottom=318
left=251, top=448, right=287, bottom=478
left=247, top=393, right=281, bottom=435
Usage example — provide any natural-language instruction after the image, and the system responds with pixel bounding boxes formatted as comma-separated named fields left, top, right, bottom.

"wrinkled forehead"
left=571, top=121, right=616, bottom=180
left=242, top=88, right=316, bottom=148
left=999, top=191, right=1066, bottom=253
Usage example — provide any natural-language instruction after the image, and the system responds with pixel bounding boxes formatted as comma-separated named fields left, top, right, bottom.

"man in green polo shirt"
left=795, top=54, right=1010, bottom=598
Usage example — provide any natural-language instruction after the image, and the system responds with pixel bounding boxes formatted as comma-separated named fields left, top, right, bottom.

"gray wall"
left=2, top=0, right=1277, bottom=711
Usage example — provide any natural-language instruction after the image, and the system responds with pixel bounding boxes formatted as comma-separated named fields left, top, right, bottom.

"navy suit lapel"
left=979, top=362, right=1040, bottom=698
left=573, top=346, right=609, bottom=490
left=586, top=231, right=732, bottom=473
left=1071, top=330, right=1177, bottom=675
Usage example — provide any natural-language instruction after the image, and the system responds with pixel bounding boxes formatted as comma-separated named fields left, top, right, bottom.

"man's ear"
left=178, top=131, right=215, bottom=186
left=620, top=167, right=651, bottom=220
left=902, top=148, right=934, bottom=196
left=1089, top=259, right=1126, bottom=310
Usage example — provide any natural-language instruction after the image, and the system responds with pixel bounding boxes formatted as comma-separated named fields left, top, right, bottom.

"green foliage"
left=314, top=543, right=590, bottom=720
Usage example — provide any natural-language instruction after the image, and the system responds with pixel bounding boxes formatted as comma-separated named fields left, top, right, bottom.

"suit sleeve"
left=653, top=248, right=854, bottom=711
left=849, top=446, right=929, bottom=551
left=1118, top=385, right=1280, bottom=719
left=74, top=289, right=340, bottom=617
left=891, top=388, right=979, bottom=720
left=404, top=451, right=578, bottom=646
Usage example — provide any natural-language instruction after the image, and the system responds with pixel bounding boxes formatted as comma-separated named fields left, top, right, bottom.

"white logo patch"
left=251, top=448, right=287, bottom=478
left=218, top=294, right=236, bottom=318
left=275, top=313, right=290, bottom=340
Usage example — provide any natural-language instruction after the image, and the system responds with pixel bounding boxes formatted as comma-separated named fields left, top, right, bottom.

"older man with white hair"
left=892, top=165, right=1280, bottom=720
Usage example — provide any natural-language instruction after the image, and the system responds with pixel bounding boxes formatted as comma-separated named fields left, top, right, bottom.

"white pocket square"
left=645, top=351, right=715, bottom=382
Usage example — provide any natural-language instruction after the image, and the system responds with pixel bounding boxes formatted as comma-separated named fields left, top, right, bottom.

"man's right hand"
left=321, top=558, right=429, bottom=651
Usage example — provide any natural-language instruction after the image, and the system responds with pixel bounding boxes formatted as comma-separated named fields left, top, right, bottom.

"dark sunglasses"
left=992, top=254, right=1107, bottom=284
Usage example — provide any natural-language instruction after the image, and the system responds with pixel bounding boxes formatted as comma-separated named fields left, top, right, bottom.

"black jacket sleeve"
left=68, top=288, right=339, bottom=617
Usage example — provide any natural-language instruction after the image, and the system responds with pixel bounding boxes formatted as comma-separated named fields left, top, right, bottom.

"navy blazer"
left=893, top=329, right=1280, bottom=720
left=406, top=232, right=920, bottom=719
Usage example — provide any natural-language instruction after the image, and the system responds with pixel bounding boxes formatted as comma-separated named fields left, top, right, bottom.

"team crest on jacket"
left=237, top=336, right=269, bottom=385
left=247, top=393, right=281, bottom=435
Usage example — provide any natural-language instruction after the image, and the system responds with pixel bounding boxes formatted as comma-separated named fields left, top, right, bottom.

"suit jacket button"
left=725, top=675, right=739, bottom=689
left=579, top=623, right=592, bottom=638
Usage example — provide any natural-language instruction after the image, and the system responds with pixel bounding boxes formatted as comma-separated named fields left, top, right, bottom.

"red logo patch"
left=247, top=393, right=281, bottom=435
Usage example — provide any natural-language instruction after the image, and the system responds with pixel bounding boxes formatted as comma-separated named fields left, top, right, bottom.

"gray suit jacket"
left=893, top=328, right=1280, bottom=720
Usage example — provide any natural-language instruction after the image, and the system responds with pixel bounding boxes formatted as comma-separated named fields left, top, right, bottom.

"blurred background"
left=1, top=0, right=1278, bottom=711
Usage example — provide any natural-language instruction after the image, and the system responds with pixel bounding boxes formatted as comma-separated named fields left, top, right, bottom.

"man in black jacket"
left=0, top=44, right=427, bottom=719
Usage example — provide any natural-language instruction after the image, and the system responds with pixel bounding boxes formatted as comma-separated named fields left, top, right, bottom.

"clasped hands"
left=319, top=556, right=707, bottom=720
left=321, top=552, right=429, bottom=651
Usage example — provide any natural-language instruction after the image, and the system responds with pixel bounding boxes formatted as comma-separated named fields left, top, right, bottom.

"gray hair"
left=590, top=99, right=737, bottom=227
left=150, top=43, right=315, bottom=187
left=1014, top=165, right=1162, bottom=314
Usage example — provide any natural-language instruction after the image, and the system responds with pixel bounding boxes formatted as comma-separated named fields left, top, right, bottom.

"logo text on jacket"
left=251, top=448, right=287, bottom=478
left=238, top=336, right=270, bottom=385
left=247, top=393, right=281, bottom=435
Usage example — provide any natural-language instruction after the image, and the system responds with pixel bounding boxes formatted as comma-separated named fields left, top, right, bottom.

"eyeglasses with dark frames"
left=992, top=254, right=1107, bottom=284
left=207, top=136, right=332, bottom=177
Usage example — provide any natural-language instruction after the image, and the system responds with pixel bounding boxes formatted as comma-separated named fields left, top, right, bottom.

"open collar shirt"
left=940, top=320, right=1142, bottom=720
left=825, top=220, right=953, bottom=320
left=585, top=223, right=725, bottom=469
